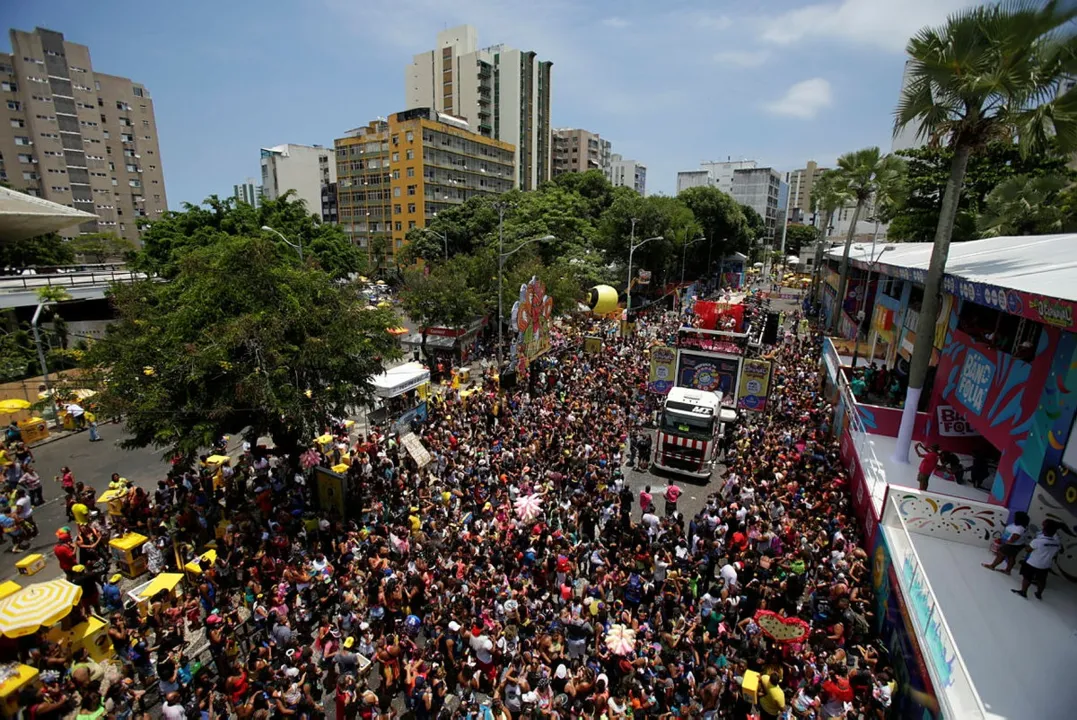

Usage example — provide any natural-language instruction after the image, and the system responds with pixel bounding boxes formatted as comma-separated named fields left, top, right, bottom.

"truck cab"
left=654, top=387, right=723, bottom=478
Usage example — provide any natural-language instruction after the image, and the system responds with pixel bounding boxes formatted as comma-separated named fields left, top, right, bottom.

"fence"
left=833, top=346, right=888, bottom=512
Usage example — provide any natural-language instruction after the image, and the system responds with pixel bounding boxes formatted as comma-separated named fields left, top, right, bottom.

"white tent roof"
left=369, top=361, right=430, bottom=398
left=826, top=234, right=1077, bottom=303
left=0, top=186, right=97, bottom=241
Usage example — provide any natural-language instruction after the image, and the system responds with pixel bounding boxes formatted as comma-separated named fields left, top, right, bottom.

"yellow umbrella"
left=0, top=579, right=82, bottom=638
left=314, top=434, right=333, bottom=445
left=0, top=399, right=31, bottom=413
left=73, top=389, right=97, bottom=400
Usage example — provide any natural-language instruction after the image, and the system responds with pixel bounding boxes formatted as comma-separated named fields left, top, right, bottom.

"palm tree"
left=810, top=169, right=847, bottom=241
left=977, top=173, right=1068, bottom=237
left=829, top=148, right=904, bottom=334
left=891, top=0, right=1077, bottom=463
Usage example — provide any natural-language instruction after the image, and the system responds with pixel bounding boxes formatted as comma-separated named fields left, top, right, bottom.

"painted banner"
left=737, top=358, right=772, bottom=412
left=676, top=351, right=740, bottom=399
left=935, top=405, right=978, bottom=437
left=648, top=346, right=677, bottom=394
left=955, top=349, right=995, bottom=415
left=393, top=401, right=428, bottom=435
left=511, top=276, right=553, bottom=366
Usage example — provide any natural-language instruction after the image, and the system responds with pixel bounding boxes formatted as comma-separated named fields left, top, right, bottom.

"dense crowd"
left=4, top=294, right=900, bottom=720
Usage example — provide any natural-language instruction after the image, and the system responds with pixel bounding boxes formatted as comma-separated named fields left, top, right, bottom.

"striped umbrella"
left=0, top=579, right=82, bottom=638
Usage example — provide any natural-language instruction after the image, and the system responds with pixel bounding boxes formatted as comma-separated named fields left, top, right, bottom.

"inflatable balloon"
left=404, top=614, right=422, bottom=636
left=587, top=285, right=619, bottom=315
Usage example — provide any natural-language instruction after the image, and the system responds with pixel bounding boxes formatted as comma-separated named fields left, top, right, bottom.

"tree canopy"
left=0, top=232, right=75, bottom=268
left=85, top=235, right=399, bottom=460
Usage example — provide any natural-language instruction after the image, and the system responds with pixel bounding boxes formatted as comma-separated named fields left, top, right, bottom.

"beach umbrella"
left=0, top=579, right=82, bottom=638
left=604, top=624, right=636, bottom=655
left=0, top=398, right=31, bottom=413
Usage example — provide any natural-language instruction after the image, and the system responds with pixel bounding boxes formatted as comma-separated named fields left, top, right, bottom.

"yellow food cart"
left=129, top=572, right=184, bottom=619
left=0, top=582, right=19, bottom=602
left=109, top=532, right=148, bottom=579
left=46, top=613, right=114, bottom=663
left=14, top=554, right=45, bottom=577
left=183, top=548, right=217, bottom=576
left=97, top=487, right=126, bottom=520
left=17, top=417, right=49, bottom=445
left=205, top=454, right=231, bottom=491
left=0, top=664, right=40, bottom=718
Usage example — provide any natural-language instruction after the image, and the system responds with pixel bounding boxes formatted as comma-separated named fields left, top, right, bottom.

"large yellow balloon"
left=587, top=285, right=620, bottom=315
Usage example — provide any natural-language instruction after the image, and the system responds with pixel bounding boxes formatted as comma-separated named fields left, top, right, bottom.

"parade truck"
left=654, top=387, right=735, bottom=478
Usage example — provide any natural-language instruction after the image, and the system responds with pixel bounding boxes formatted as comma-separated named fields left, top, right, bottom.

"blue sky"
left=7, top=0, right=979, bottom=208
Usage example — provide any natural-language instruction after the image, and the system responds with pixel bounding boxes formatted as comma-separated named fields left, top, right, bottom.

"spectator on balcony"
left=914, top=442, right=939, bottom=492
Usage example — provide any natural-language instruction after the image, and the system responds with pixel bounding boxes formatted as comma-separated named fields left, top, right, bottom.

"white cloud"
left=759, top=0, right=977, bottom=53
left=765, top=78, right=833, bottom=119
left=713, top=50, right=770, bottom=68
left=602, top=17, right=630, bottom=29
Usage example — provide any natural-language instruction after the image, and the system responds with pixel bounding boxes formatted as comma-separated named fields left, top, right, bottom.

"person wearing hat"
left=54, top=526, right=78, bottom=578
left=102, top=574, right=124, bottom=615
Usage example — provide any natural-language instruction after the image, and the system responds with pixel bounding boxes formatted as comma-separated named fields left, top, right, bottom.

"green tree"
left=85, top=235, right=398, bottom=461
left=830, top=147, right=904, bottom=333
left=0, top=233, right=75, bottom=268
left=677, top=186, right=751, bottom=268
left=887, top=141, right=1074, bottom=242
left=740, top=204, right=766, bottom=246
left=68, top=232, right=135, bottom=264
left=810, top=170, right=850, bottom=240
left=783, top=224, right=820, bottom=257
left=399, top=259, right=483, bottom=361
left=134, top=192, right=365, bottom=280
left=893, top=0, right=1077, bottom=457
left=977, top=173, right=1071, bottom=237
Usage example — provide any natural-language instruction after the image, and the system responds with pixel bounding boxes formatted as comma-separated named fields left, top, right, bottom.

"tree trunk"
left=829, top=200, right=864, bottom=335
left=894, top=143, right=972, bottom=464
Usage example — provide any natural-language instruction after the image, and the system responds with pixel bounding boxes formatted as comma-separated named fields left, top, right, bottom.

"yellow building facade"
left=335, top=108, right=515, bottom=267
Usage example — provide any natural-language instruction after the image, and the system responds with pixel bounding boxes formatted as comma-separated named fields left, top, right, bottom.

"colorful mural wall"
left=890, top=490, right=1007, bottom=548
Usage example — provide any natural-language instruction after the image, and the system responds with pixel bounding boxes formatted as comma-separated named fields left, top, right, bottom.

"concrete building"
left=335, top=108, right=515, bottom=267
left=891, top=60, right=927, bottom=153
left=609, top=153, right=646, bottom=195
left=260, top=143, right=336, bottom=219
left=233, top=177, right=260, bottom=207
left=405, top=25, right=552, bottom=191
left=552, top=128, right=611, bottom=178
left=676, top=159, right=757, bottom=195
left=730, top=167, right=784, bottom=240
left=0, top=27, right=168, bottom=245
left=784, top=161, right=828, bottom=225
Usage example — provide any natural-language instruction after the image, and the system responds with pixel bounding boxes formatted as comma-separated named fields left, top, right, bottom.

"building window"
left=392, top=135, right=399, bottom=146
left=407, top=185, right=416, bottom=196
left=405, top=149, right=414, bottom=160
left=6, top=101, right=20, bottom=110
left=132, top=86, right=143, bottom=97
left=391, top=152, right=399, bottom=162
left=394, top=204, right=402, bottom=214
left=393, top=187, right=401, bottom=197
left=395, top=221, right=402, bottom=231
left=10, top=118, right=24, bottom=128
left=17, top=153, right=32, bottom=163
left=407, top=203, right=416, bottom=213
left=1, top=82, right=17, bottom=92
left=392, top=169, right=400, bottom=179
left=13, top=136, right=31, bottom=146
left=406, top=167, right=415, bottom=178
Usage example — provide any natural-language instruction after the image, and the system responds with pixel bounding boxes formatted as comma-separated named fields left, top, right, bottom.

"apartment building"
left=0, top=27, right=167, bottom=244
left=335, top=108, right=515, bottom=267
left=552, top=128, right=611, bottom=178
left=676, top=159, right=757, bottom=195
left=233, top=177, right=260, bottom=207
left=259, top=143, right=336, bottom=219
left=784, top=160, right=829, bottom=224
left=730, top=167, right=785, bottom=240
left=609, top=153, right=646, bottom=195
left=405, top=25, right=552, bottom=191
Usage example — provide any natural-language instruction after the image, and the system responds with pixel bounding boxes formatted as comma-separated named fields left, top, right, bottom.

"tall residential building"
left=891, top=60, right=927, bottom=153
left=259, top=143, right=336, bottom=219
left=676, top=159, right=757, bottom=195
left=784, top=161, right=829, bottom=224
left=552, top=128, right=611, bottom=178
left=609, top=153, right=646, bottom=195
left=730, top=167, right=784, bottom=240
left=405, top=25, right=552, bottom=191
left=335, top=108, right=515, bottom=267
left=0, top=27, right=168, bottom=245
left=233, top=177, right=260, bottom=207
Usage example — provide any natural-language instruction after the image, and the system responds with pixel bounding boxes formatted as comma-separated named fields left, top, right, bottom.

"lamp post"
left=424, top=228, right=449, bottom=260
left=261, top=225, right=303, bottom=261
left=627, top=233, right=663, bottom=319
left=497, top=221, right=555, bottom=368
left=851, top=232, right=894, bottom=368
left=31, top=301, right=62, bottom=428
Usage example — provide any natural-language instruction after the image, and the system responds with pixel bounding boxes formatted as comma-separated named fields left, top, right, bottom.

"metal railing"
left=0, top=266, right=147, bottom=293
left=829, top=337, right=888, bottom=512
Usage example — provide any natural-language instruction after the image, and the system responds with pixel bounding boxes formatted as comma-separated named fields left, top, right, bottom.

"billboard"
left=648, top=346, right=676, bottom=394
left=737, top=358, right=772, bottom=412
left=676, top=351, right=740, bottom=400
left=511, top=276, right=553, bottom=367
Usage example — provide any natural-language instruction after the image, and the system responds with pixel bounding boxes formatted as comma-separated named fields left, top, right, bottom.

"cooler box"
left=184, top=548, right=217, bottom=576
left=15, top=554, right=45, bottom=576
left=0, top=664, right=40, bottom=719
left=17, top=417, right=49, bottom=445
left=46, top=614, right=114, bottom=663
left=109, top=532, right=148, bottom=579
left=0, top=580, right=20, bottom=601
left=130, top=572, right=184, bottom=618
left=741, top=669, right=760, bottom=705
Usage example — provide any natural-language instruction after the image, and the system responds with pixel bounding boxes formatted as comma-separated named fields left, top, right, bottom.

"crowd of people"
left=5, top=293, right=906, bottom=720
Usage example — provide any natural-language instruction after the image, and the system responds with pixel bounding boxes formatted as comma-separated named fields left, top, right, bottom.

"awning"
left=369, top=361, right=431, bottom=398
left=0, top=186, right=97, bottom=241
left=399, top=333, right=456, bottom=350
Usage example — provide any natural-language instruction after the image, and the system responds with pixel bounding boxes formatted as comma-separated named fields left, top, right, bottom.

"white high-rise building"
left=233, top=178, right=261, bottom=208
left=891, top=60, right=927, bottom=153
left=609, top=154, right=646, bottom=195
left=259, top=144, right=336, bottom=218
left=676, top=159, right=757, bottom=195
left=730, top=167, right=785, bottom=240
left=405, top=25, right=553, bottom=190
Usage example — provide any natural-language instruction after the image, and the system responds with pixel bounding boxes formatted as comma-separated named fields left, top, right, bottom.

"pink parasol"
left=604, top=624, right=636, bottom=655
left=300, top=448, right=321, bottom=469
left=513, top=494, right=543, bottom=523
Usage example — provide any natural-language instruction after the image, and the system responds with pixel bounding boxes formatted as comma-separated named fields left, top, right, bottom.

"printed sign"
left=648, top=346, right=677, bottom=394
left=936, top=405, right=979, bottom=437
left=676, top=351, right=740, bottom=400
left=737, top=358, right=772, bottom=412
left=400, top=432, right=432, bottom=468
left=955, top=349, right=995, bottom=415
left=583, top=336, right=603, bottom=354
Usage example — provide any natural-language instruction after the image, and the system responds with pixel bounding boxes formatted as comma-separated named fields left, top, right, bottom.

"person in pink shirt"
left=639, top=485, right=653, bottom=516
left=664, top=483, right=682, bottom=516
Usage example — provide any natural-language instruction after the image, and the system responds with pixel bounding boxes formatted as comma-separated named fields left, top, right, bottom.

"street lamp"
left=262, top=225, right=303, bottom=261
left=424, top=227, right=449, bottom=260
left=497, top=233, right=555, bottom=367
left=627, top=233, right=663, bottom=318
left=851, top=239, right=895, bottom=368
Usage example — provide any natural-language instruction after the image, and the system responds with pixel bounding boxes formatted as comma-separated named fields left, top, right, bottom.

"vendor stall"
left=109, top=532, right=148, bottom=579
left=368, top=362, right=431, bottom=434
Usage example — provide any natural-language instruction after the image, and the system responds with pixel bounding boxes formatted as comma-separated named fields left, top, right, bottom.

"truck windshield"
left=661, top=409, right=715, bottom=437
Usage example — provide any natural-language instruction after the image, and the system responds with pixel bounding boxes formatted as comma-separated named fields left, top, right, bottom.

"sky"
left=7, top=0, right=981, bottom=209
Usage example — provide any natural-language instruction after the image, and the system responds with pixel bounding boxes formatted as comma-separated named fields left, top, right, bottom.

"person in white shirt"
left=1013, top=520, right=1062, bottom=599
left=983, top=511, right=1030, bottom=574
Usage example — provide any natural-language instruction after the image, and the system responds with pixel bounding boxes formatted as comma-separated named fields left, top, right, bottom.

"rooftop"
left=0, top=186, right=96, bottom=242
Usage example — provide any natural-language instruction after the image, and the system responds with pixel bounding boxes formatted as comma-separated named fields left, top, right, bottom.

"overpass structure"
left=0, top=265, right=148, bottom=309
